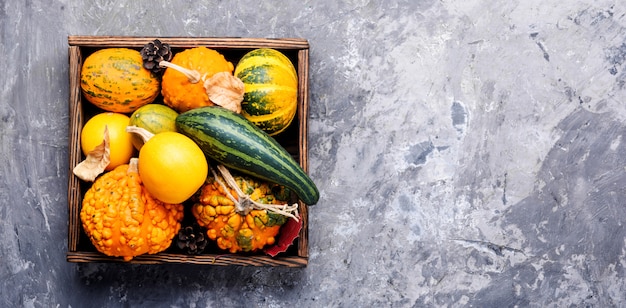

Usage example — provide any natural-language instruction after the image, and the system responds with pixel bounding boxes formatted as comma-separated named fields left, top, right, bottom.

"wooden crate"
left=67, top=36, right=310, bottom=267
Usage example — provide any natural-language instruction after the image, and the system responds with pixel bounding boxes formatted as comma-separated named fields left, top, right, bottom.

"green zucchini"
left=175, top=106, right=319, bottom=205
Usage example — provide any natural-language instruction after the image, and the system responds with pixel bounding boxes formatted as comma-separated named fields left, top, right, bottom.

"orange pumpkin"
left=160, top=47, right=235, bottom=113
left=80, top=159, right=183, bottom=261
left=191, top=171, right=293, bottom=253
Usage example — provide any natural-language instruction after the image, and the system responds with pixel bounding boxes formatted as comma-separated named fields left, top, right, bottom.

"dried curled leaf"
left=73, top=127, right=110, bottom=182
left=264, top=217, right=302, bottom=257
left=125, top=125, right=155, bottom=149
left=204, top=72, right=244, bottom=113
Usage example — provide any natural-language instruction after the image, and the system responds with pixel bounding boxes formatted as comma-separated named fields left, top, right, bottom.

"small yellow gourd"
left=127, top=127, right=208, bottom=204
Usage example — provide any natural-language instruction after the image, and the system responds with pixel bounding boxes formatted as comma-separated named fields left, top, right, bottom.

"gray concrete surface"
left=2, top=0, right=626, bottom=307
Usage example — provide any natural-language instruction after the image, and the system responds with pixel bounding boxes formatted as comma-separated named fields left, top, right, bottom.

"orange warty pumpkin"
left=160, top=47, right=235, bottom=113
left=191, top=171, right=294, bottom=253
left=80, top=158, right=183, bottom=261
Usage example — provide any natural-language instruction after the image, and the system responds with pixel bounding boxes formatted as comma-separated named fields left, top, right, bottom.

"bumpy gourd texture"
left=192, top=174, right=289, bottom=253
left=161, top=46, right=234, bottom=113
left=80, top=162, right=184, bottom=261
left=80, top=48, right=160, bottom=113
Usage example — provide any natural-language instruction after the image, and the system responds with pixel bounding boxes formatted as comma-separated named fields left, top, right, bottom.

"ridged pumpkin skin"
left=161, top=47, right=234, bottom=113
left=234, top=48, right=298, bottom=136
left=81, top=48, right=160, bottom=113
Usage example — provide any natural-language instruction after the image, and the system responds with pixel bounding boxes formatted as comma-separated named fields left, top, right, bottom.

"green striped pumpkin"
left=129, top=103, right=179, bottom=150
left=175, top=106, right=319, bottom=205
left=234, top=48, right=298, bottom=136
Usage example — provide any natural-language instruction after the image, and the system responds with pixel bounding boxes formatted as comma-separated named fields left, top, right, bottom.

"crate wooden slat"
left=68, top=36, right=309, bottom=49
left=67, top=252, right=308, bottom=267
left=67, top=36, right=311, bottom=267
left=68, top=45, right=83, bottom=253
left=296, top=48, right=310, bottom=258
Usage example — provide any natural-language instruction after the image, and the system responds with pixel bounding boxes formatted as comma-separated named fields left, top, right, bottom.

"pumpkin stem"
left=126, top=125, right=155, bottom=145
left=128, top=158, right=139, bottom=174
left=210, top=164, right=300, bottom=221
left=159, top=60, right=202, bottom=83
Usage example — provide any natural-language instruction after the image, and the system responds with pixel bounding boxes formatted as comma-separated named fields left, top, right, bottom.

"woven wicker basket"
left=67, top=36, right=310, bottom=267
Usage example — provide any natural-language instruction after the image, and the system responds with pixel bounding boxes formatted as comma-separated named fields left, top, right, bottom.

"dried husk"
left=204, top=72, right=245, bottom=113
left=158, top=60, right=244, bottom=113
left=72, top=127, right=111, bottom=182
left=211, top=164, right=299, bottom=221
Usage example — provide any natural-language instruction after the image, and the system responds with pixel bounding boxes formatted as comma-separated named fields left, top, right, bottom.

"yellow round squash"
left=80, top=112, right=134, bottom=171
left=137, top=131, right=208, bottom=204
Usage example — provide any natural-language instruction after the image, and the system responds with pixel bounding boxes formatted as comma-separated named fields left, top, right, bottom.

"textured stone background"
left=2, top=0, right=626, bottom=307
